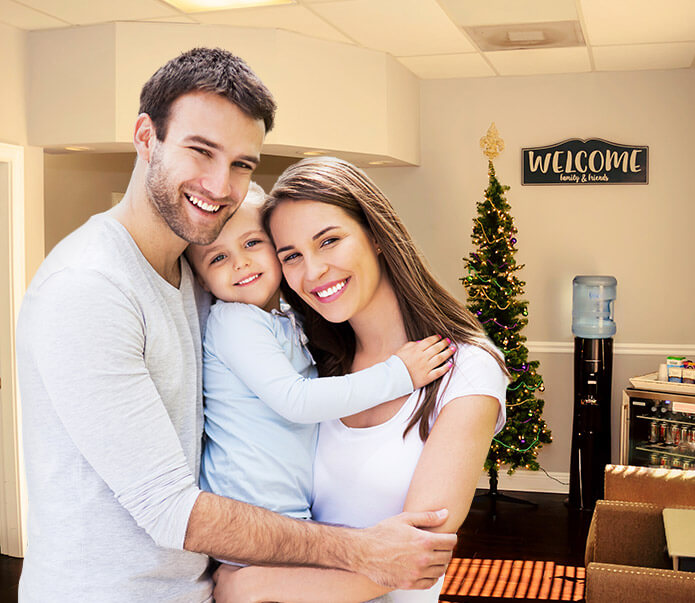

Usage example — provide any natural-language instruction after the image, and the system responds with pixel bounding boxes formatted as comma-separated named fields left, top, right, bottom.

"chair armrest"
left=586, top=562, right=695, bottom=603
left=586, top=500, right=670, bottom=569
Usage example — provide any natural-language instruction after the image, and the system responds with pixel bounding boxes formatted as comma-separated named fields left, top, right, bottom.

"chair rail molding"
left=526, top=341, right=695, bottom=356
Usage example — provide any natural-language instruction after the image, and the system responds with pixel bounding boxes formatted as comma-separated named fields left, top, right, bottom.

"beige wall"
left=0, top=22, right=44, bottom=282
left=43, top=153, right=133, bottom=252
left=364, top=68, right=695, bottom=475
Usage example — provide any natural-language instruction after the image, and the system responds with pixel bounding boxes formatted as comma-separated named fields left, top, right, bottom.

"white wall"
left=366, top=68, right=695, bottom=476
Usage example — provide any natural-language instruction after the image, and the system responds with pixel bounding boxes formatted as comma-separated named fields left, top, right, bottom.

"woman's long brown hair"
left=263, top=157, right=508, bottom=441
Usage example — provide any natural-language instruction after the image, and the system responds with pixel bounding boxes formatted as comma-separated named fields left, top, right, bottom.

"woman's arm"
left=214, top=565, right=390, bottom=603
left=214, top=394, right=499, bottom=603
left=402, top=394, right=500, bottom=532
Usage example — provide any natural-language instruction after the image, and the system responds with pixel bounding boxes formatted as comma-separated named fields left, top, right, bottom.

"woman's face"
left=269, top=199, right=383, bottom=324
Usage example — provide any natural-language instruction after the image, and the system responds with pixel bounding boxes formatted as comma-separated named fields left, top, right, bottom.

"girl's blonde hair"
left=263, top=157, right=507, bottom=441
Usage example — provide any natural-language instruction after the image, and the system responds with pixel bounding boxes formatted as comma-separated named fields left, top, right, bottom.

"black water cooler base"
left=568, top=337, right=613, bottom=511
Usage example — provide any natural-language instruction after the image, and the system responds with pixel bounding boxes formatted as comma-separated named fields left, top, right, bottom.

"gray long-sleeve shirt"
left=16, top=213, right=211, bottom=602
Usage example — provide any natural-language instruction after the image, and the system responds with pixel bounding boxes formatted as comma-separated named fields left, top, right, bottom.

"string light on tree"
left=461, top=123, right=552, bottom=494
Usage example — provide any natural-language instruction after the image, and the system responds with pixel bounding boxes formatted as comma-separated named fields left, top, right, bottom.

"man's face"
left=145, top=91, right=266, bottom=245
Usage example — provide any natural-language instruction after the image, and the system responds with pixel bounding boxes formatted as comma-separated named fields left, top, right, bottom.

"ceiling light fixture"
left=64, top=146, right=92, bottom=152
left=302, top=150, right=325, bottom=156
left=162, top=0, right=295, bottom=13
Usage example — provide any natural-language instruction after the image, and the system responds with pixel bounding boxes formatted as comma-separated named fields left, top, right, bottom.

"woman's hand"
left=396, top=335, right=455, bottom=389
left=213, top=564, right=263, bottom=603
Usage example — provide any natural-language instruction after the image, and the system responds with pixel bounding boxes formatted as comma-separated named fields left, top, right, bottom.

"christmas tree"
left=461, top=124, right=552, bottom=493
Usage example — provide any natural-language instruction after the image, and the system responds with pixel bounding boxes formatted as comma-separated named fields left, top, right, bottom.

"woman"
left=214, top=157, right=508, bottom=602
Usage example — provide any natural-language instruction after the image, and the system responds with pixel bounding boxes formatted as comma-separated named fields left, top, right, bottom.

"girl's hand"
left=396, top=335, right=455, bottom=389
left=213, top=564, right=263, bottom=603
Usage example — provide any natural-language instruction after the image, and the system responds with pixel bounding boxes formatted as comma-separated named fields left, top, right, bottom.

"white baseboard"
left=476, top=469, right=570, bottom=494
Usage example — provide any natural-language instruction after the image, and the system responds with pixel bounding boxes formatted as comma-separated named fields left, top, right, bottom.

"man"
left=16, top=48, right=456, bottom=601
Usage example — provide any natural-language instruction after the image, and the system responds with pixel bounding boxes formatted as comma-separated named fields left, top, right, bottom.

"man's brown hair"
left=139, top=47, right=276, bottom=141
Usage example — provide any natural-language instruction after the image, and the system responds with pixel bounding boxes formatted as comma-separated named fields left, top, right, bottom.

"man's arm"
left=185, top=492, right=455, bottom=590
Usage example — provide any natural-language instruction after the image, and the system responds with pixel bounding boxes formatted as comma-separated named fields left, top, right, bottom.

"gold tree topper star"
left=480, top=122, right=505, bottom=160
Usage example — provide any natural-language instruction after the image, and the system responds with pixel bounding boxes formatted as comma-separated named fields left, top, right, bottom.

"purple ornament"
left=477, top=310, right=482, bottom=316
left=511, top=237, right=517, bottom=244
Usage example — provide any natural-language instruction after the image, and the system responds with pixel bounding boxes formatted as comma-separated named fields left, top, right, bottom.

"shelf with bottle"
left=636, top=445, right=695, bottom=469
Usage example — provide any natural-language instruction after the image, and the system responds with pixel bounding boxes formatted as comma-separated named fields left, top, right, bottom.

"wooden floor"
left=0, top=489, right=591, bottom=602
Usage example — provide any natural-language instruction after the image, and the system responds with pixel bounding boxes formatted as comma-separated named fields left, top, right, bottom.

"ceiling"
left=2, top=0, right=694, bottom=79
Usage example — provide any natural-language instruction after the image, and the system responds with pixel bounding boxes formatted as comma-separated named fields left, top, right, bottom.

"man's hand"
left=355, top=509, right=457, bottom=590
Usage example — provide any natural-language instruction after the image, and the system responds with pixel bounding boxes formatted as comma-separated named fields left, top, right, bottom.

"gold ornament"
left=480, top=122, right=505, bottom=160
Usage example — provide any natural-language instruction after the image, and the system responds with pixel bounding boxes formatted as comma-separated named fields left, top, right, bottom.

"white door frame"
left=0, top=142, right=27, bottom=557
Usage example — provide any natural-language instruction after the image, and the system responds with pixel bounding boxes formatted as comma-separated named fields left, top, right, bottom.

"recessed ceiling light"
left=64, top=146, right=92, bottom=151
left=162, top=0, right=295, bottom=13
left=368, top=160, right=391, bottom=166
left=302, top=150, right=325, bottom=156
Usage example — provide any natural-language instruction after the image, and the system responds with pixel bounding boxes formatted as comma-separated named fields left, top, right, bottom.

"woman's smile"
left=311, top=278, right=350, bottom=302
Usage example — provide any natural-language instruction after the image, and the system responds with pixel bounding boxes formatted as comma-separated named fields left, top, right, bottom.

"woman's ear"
left=133, top=113, right=156, bottom=163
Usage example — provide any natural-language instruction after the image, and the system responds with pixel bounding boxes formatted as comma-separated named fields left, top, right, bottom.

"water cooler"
left=569, top=276, right=617, bottom=510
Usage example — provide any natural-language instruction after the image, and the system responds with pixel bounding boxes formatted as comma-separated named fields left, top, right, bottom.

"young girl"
left=185, top=182, right=455, bottom=526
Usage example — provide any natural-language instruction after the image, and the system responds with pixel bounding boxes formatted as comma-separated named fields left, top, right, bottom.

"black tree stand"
left=474, top=469, right=537, bottom=518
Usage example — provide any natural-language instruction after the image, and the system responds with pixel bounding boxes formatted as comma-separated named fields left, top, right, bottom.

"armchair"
left=584, top=464, right=695, bottom=602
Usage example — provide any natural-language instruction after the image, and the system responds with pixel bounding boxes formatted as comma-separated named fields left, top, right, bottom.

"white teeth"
left=316, top=280, right=346, bottom=298
left=237, top=274, right=260, bottom=286
left=186, top=193, right=220, bottom=213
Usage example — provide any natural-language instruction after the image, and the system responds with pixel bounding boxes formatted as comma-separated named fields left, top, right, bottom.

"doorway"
left=0, top=142, right=27, bottom=558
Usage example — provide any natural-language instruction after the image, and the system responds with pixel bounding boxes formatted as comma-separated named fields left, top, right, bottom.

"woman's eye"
left=320, top=237, right=339, bottom=248
left=281, top=252, right=300, bottom=263
left=210, top=254, right=226, bottom=264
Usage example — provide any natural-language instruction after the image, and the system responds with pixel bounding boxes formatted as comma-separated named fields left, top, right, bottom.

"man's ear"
left=133, top=113, right=156, bottom=162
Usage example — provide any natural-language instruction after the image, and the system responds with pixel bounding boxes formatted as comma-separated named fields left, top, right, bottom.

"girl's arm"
left=208, top=303, right=452, bottom=423
left=214, top=394, right=500, bottom=603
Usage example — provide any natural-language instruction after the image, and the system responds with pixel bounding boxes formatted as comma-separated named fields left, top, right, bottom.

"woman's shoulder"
left=437, top=341, right=508, bottom=403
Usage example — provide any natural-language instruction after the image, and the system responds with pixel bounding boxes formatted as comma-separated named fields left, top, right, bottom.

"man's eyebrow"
left=183, top=135, right=260, bottom=165
left=275, top=226, right=339, bottom=255
left=184, top=135, right=221, bottom=150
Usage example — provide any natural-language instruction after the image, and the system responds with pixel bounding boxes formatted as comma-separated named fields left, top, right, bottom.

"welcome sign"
left=522, top=138, right=648, bottom=185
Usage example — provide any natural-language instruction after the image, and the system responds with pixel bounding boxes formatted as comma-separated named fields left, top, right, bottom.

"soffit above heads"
left=3, top=0, right=695, bottom=78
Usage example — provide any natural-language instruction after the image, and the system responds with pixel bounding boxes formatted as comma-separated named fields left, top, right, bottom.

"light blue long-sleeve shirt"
left=200, top=301, right=414, bottom=518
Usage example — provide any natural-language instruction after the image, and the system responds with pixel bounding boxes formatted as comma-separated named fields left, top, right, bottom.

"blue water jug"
left=572, top=276, right=617, bottom=339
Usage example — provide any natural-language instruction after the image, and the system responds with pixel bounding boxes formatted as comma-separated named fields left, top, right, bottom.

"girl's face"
left=269, top=199, right=383, bottom=324
left=186, top=202, right=282, bottom=312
